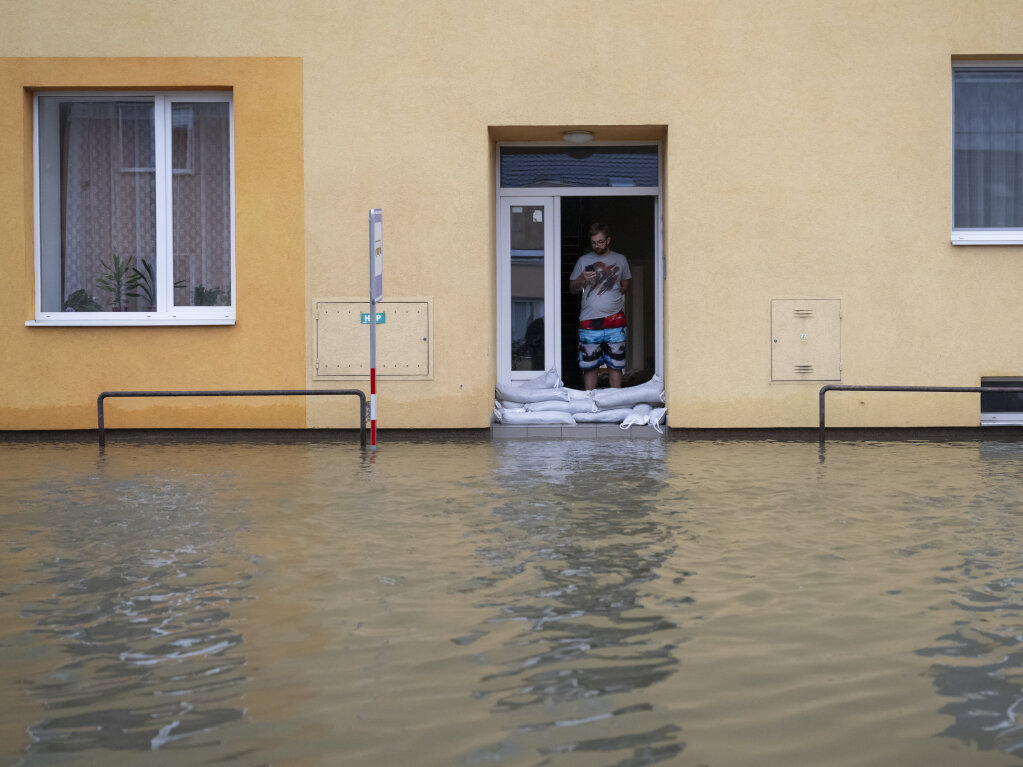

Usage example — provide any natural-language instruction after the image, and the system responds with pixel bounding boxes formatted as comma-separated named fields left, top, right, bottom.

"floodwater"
left=3, top=435, right=1023, bottom=767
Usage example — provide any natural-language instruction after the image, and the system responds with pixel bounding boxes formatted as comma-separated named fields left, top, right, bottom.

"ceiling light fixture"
left=562, top=130, right=594, bottom=144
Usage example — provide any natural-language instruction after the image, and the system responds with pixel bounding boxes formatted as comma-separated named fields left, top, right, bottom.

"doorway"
left=496, top=142, right=663, bottom=389
left=558, top=196, right=657, bottom=389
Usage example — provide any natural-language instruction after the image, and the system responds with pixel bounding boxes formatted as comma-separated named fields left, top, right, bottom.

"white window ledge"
left=952, top=230, right=1023, bottom=245
left=27, top=316, right=235, bottom=327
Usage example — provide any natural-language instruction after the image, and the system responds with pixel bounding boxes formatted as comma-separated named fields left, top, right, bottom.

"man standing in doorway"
left=569, top=223, right=631, bottom=390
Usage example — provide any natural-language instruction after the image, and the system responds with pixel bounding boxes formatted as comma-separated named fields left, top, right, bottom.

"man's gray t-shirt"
left=569, top=250, right=632, bottom=322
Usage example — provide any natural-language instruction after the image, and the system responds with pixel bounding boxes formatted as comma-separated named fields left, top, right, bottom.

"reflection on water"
left=912, top=443, right=1023, bottom=759
left=919, top=580, right=1023, bottom=756
left=468, top=442, right=686, bottom=763
left=3, top=437, right=1023, bottom=765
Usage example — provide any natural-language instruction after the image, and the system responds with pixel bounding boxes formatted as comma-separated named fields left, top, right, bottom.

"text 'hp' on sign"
left=361, top=312, right=386, bottom=324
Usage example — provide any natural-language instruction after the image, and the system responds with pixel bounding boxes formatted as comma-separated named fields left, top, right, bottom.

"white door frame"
left=497, top=196, right=559, bottom=383
left=496, top=141, right=664, bottom=388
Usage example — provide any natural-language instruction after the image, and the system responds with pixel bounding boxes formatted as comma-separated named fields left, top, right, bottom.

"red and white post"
left=370, top=366, right=376, bottom=448
left=368, top=209, right=383, bottom=450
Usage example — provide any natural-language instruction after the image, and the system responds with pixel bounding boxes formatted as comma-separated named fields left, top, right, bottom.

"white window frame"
left=951, top=61, right=1023, bottom=246
left=28, top=91, right=236, bottom=326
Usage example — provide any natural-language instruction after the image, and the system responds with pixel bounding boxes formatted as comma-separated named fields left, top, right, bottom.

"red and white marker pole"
left=368, top=209, right=382, bottom=450
left=370, top=365, right=377, bottom=448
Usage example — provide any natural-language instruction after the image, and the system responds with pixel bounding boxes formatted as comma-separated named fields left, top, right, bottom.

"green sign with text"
left=360, top=312, right=385, bottom=324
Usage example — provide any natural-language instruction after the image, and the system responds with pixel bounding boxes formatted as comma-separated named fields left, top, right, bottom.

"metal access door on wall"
left=498, top=197, right=558, bottom=383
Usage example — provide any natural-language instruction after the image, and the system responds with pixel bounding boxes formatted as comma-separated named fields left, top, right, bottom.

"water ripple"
left=9, top=472, right=252, bottom=758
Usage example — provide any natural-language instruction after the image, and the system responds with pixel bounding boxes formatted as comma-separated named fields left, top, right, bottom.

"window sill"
left=27, top=315, right=235, bottom=327
left=952, top=231, right=1023, bottom=245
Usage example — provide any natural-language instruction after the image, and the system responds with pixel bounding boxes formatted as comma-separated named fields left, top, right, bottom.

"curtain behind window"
left=171, top=103, right=232, bottom=306
left=954, top=71, right=1023, bottom=229
left=58, top=100, right=231, bottom=310
left=61, top=102, right=156, bottom=309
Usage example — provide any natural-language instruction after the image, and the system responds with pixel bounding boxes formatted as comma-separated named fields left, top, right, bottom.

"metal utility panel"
left=980, top=376, right=1023, bottom=426
left=315, top=300, right=431, bottom=378
left=771, top=299, right=841, bottom=382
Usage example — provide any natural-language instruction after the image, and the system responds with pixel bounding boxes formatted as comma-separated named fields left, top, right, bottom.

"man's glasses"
left=591, top=238, right=609, bottom=248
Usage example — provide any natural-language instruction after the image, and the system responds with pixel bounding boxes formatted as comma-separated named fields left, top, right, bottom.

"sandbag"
left=526, top=399, right=597, bottom=414
left=573, top=408, right=635, bottom=423
left=649, top=407, right=667, bottom=434
left=592, top=375, right=664, bottom=409
left=519, top=367, right=563, bottom=390
left=499, top=408, right=576, bottom=425
left=620, top=403, right=653, bottom=429
left=496, top=384, right=570, bottom=404
left=560, top=387, right=595, bottom=402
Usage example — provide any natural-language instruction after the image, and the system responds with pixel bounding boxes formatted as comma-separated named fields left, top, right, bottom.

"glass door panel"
left=510, top=204, right=546, bottom=372
left=499, top=197, right=557, bottom=384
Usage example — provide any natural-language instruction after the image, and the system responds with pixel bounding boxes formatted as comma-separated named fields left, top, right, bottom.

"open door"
left=559, top=196, right=657, bottom=389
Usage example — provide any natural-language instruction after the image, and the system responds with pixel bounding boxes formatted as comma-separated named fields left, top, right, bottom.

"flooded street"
left=3, top=435, right=1023, bottom=766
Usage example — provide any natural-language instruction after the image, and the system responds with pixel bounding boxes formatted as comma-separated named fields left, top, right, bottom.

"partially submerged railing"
left=97, top=389, right=367, bottom=447
left=818, top=384, right=1023, bottom=443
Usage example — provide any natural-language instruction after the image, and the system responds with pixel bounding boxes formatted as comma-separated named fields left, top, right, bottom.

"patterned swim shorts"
left=578, top=325, right=627, bottom=370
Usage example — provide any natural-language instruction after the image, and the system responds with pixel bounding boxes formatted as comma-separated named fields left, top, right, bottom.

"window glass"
left=172, top=103, right=232, bottom=307
left=500, top=145, right=658, bottom=188
left=509, top=205, right=546, bottom=371
left=35, top=93, right=233, bottom=319
left=39, top=100, right=157, bottom=312
left=954, top=70, right=1023, bottom=229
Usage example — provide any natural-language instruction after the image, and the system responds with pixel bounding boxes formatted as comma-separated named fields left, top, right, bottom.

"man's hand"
left=571, top=270, right=597, bottom=294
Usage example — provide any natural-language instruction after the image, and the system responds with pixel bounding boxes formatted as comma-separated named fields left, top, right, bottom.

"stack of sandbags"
left=494, top=369, right=577, bottom=424
left=494, top=371, right=666, bottom=429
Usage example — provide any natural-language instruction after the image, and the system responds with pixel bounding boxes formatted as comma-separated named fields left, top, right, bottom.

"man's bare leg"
left=583, top=368, right=598, bottom=391
left=608, top=368, right=623, bottom=388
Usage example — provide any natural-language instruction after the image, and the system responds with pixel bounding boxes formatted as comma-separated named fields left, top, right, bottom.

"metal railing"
left=818, top=384, right=1023, bottom=442
left=97, top=389, right=367, bottom=447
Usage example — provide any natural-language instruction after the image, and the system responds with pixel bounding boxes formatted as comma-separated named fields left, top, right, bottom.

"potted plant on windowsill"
left=126, top=259, right=184, bottom=311
left=192, top=284, right=231, bottom=306
left=62, top=289, right=102, bottom=312
left=96, top=253, right=140, bottom=312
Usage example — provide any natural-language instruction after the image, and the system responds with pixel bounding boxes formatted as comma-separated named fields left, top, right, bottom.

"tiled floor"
left=491, top=423, right=664, bottom=440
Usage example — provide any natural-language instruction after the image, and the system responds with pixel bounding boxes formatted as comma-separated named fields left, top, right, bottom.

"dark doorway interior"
left=560, top=196, right=657, bottom=389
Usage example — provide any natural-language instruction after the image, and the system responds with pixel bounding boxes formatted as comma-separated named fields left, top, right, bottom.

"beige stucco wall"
left=3, top=1, right=1023, bottom=429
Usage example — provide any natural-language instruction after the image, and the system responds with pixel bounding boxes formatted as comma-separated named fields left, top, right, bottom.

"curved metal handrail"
left=819, top=384, right=1023, bottom=442
left=97, top=389, right=367, bottom=447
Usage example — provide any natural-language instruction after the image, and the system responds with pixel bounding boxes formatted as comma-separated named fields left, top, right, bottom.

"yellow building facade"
left=3, top=0, right=1023, bottom=431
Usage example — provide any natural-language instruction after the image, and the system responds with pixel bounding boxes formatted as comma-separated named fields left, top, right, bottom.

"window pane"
left=954, top=71, right=1023, bottom=228
left=510, top=205, right=546, bottom=371
left=39, top=100, right=156, bottom=312
left=36, top=93, right=234, bottom=319
left=500, top=146, right=658, bottom=188
left=173, top=102, right=232, bottom=307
